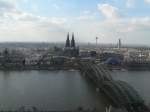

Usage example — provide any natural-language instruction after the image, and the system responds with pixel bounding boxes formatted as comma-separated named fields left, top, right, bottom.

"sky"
left=0, top=0, right=150, bottom=45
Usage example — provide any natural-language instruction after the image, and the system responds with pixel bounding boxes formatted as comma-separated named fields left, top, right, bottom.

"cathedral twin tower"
left=65, top=33, right=76, bottom=48
left=64, top=32, right=79, bottom=57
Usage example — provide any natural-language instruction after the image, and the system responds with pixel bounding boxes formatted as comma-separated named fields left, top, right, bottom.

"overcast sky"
left=0, top=0, right=149, bottom=45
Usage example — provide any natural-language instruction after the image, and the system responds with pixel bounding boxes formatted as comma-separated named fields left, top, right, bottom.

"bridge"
left=79, top=61, right=150, bottom=112
left=36, top=53, right=150, bottom=112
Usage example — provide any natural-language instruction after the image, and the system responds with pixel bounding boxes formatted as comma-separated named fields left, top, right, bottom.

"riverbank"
left=105, top=64, right=150, bottom=71
left=0, top=65, right=79, bottom=71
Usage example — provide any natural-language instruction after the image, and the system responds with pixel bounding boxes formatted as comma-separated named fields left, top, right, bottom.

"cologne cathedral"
left=63, top=33, right=79, bottom=57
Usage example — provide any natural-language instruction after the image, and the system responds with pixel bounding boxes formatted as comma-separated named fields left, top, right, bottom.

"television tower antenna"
left=96, top=37, right=99, bottom=49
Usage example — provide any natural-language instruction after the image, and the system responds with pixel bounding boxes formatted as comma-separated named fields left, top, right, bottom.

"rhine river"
left=112, top=71, right=150, bottom=105
left=0, top=70, right=149, bottom=111
left=0, top=70, right=109, bottom=111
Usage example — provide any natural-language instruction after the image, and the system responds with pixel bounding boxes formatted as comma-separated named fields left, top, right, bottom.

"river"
left=0, top=70, right=109, bottom=111
left=0, top=70, right=149, bottom=111
left=111, top=71, right=150, bottom=105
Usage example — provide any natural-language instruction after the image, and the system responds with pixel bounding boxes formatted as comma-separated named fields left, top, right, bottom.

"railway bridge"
left=37, top=53, right=150, bottom=112
left=79, top=61, right=150, bottom=112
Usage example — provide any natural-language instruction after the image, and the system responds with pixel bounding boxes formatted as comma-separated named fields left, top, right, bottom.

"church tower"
left=64, top=32, right=79, bottom=57
left=65, top=33, right=70, bottom=47
left=71, top=33, right=76, bottom=48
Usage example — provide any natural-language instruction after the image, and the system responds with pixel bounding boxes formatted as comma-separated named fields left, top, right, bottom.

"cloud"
left=126, top=0, right=135, bottom=8
left=145, top=0, right=150, bottom=4
left=50, top=17, right=67, bottom=24
left=0, top=0, right=16, bottom=12
left=76, top=10, right=95, bottom=21
left=52, top=3, right=60, bottom=10
left=97, top=3, right=120, bottom=20
left=70, top=3, right=149, bottom=44
left=129, top=17, right=150, bottom=31
left=0, top=0, right=69, bottom=42
left=21, top=0, right=29, bottom=3
left=0, top=1, right=150, bottom=45
left=77, top=15, right=95, bottom=21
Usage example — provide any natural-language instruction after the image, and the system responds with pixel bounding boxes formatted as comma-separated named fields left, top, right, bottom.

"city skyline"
left=0, top=0, right=149, bottom=45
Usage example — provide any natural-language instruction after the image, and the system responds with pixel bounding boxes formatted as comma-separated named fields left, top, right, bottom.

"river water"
left=0, top=70, right=109, bottom=111
left=0, top=70, right=149, bottom=111
left=111, top=71, right=150, bottom=104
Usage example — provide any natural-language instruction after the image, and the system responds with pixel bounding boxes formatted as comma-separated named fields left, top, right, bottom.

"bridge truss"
left=79, top=61, right=150, bottom=112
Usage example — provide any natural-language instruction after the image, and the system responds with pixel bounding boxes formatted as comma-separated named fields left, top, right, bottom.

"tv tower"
left=118, top=38, right=121, bottom=49
left=96, top=37, right=99, bottom=49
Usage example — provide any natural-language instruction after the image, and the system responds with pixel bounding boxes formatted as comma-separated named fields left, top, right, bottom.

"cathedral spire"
left=71, top=32, right=75, bottom=47
left=65, top=32, right=70, bottom=47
